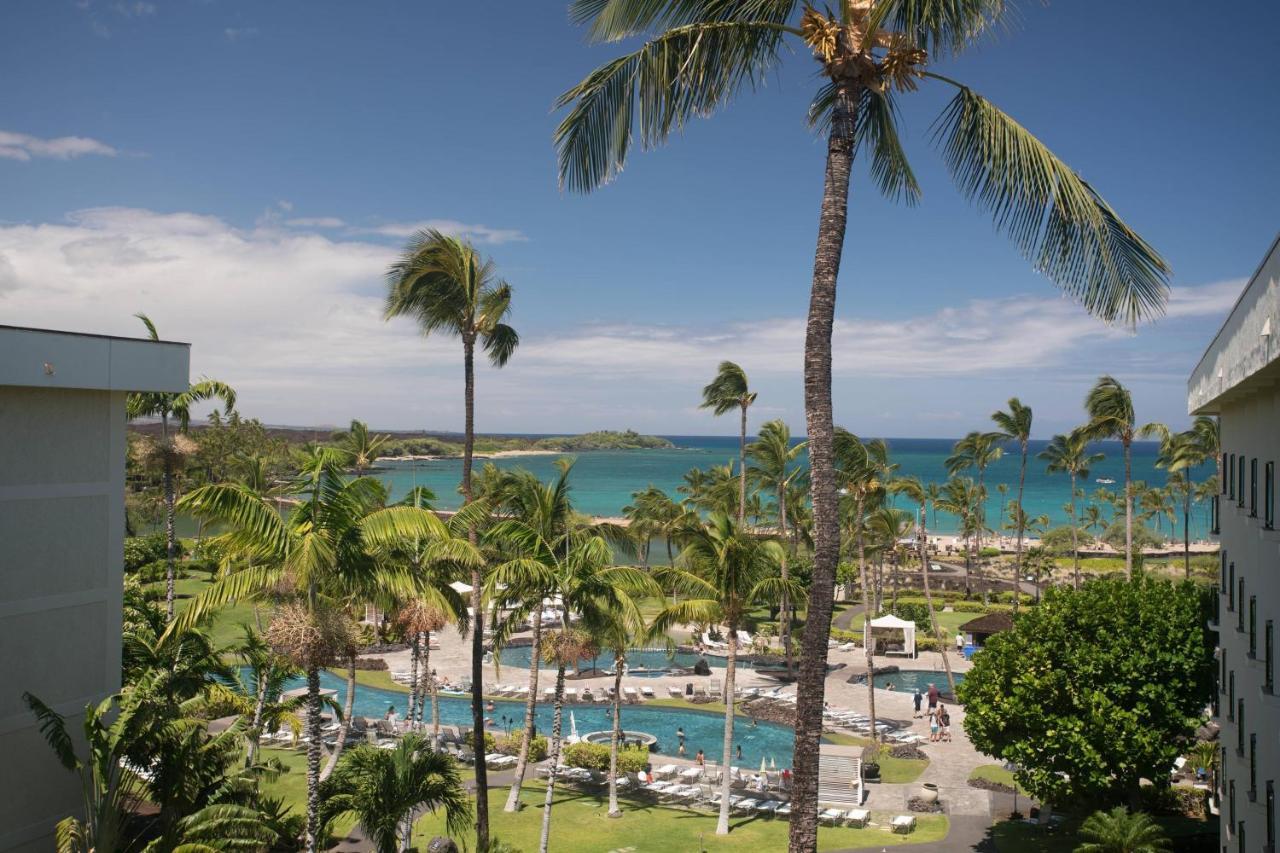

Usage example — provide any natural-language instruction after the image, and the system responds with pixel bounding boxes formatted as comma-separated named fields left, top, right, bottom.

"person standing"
left=940, top=706, right=952, bottom=743
left=928, top=706, right=940, bottom=743
left=912, top=689, right=923, bottom=719
left=955, top=632, right=965, bottom=654
left=696, top=749, right=705, bottom=767
left=927, top=682, right=939, bottom=714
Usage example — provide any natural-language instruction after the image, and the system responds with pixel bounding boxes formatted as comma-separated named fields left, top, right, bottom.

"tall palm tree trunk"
left=918, top=508, right=956, bottom=697
left=716, top=627, right=739, bottom=835
left=461, top=336, right=490, bottom=851
left=1013, top=441, right=1027, bottom=615
left=737, top=404, right=748, bottom=527
left=607, top=654, right=625, bottom=818
left=428, top=635, right=441, bottom=750
left=1070, top=473, right=1081, bottom=590
left=506, top=618, right=543, bottom=811
left=247, top=669, right=268, bottom=768
left=321, top=651, right=358, bottom=781
left=790, top=81, right=856, bottom=853
left=161, top=412, right=178, bottom=622
left=1123, top=437, right=1133, bottom=579
left=977, top=469, right=990, bottom=606
left=539, top=663, right=567, bottom=853
left=779, top=489, right=793, bottom=675
left=1183, top=491, right=1192, bottom=579
left=407, top=632, right=421, bottom=725
left=305, top=666, right=322, bottom=853
left=856, top=518, right=878, bottom=742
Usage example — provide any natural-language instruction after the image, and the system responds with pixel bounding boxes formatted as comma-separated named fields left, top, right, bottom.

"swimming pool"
left=853, top=669, right=965, bottom=694
left=278, top=669, right=795, bottom=768
left=493, top=646, right=748, bottom=675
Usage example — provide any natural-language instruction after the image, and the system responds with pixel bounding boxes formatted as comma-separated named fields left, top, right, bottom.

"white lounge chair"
left=667, top=685, right=683, bottom=698
left=737, top=630, right=752, bottom=647
left=653, top=763, right=678, bottom=780
left=640, top=685, right=655, bottom=699
left=734, top=798, right=760, bottom=813
left=623, top=687, right=639, bottom=703
left=891, top=815, right=917, bottom=834
left=564, top=688, right=578, bottom=703
left=678, top=766, right=703, bottom=782
left=756, top=800, right=782, bottom=816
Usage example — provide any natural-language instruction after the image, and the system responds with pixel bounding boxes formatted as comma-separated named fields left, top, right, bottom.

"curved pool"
left=291, top=670, right=795, bottom=768
left=493, top=646, right=749, bottom=675
left=852, top=669, right=965, bottom=694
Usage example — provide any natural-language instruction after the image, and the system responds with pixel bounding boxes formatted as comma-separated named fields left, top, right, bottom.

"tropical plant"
left=1074, top=806, right=1171, bottom=853
left=748, top=419, right=807, bottom=672
left=991, top=398, right=1032, bottom=612
left=699, top=361, right=757, bottom=525
left=1149, top=416, right=1219, bottom=576
left=556, top=3, right=1170, bottom=844
left=936, top=476, right=983, bottom=595
left=227, top=625, right=305, bottom=767
left=385, top=229, right=518, bottom=852
left=173, top=449, right=473, bottom=853
left=1081, top=377, right=1162, bottom=579
left=319, top=735, right=472, bottom=853
left=946, top=430, right=1003, bottom=602
left=891, top=476, right=956, bottom=696
left=126, top=313, right=237, bottom=621
left=334, top=418, right=390, bottom=475
left=650, top=514, right=792, bottom=836
left=1039, top=431, right=1105, bottom=589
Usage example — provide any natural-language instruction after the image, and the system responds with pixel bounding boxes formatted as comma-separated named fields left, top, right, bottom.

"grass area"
left=412, top=786, right=948, bottom=852
left=968, top=764, right=1027, bottom=796
left=876, top=754, right=928, bottom=784
left=159, top=574, right=265, bottom=649
left=990, top=813, right=1217, bottom=853
left=820, top=732, right=872, bottom=748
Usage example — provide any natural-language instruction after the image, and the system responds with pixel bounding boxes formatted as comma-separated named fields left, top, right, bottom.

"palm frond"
left=867, top=0, right=1009, bottom=58
left=23, top=692, right=79, bottom=770
left=556, top=20, right=791, bottom=192
left=931, top=84, right=1170, bottom=324
left=860, top=86, right=921, bottom=205
left=570, top=0, right=800, bottom=43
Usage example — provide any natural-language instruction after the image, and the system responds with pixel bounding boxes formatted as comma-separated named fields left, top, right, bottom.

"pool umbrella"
left=760, top=756, right=767, bottom=774
left=770, top=757, right=776, bottom=770
left=569, top=711, right=578, bottom=743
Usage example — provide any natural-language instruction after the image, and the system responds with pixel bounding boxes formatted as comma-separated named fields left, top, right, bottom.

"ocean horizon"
left=368, top=434, right=1214, bottom=540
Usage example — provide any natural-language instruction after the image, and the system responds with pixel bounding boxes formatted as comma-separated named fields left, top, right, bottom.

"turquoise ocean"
left=368, top=436, right=1214, bottom=541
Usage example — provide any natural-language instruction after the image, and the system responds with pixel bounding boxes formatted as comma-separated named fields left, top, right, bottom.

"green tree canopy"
left=959, top=577, right=1213, bottom=807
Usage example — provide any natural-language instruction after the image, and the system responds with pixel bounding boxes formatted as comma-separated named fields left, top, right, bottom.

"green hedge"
left=496, top=733, right=547, bottom=762
left=562, top=742, right=649, bottom=773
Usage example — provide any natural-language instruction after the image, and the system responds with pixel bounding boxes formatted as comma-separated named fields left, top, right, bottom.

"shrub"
left=135, top=559, right=188, bottom=584
left=562, top=742, right=647, bottom=773
left=979, top=547, right=1001, bottom=558
left=496, top=733, right=547, bottom=763
left=123, top=534, right=170, bottom=572
left=464, top=730, right=496, bottom=752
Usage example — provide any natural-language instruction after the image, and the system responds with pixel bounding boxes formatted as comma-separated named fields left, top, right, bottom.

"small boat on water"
left=1095, top=478, right=1116, bottom=484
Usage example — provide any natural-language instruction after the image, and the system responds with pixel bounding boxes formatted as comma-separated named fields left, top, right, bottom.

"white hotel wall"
left=0, top=327, right=188, bottom=852
left=1188, top=234, right=1280, bottom=853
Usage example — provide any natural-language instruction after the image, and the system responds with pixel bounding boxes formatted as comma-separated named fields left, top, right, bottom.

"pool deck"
left=372, top=622, right=995, bottom=826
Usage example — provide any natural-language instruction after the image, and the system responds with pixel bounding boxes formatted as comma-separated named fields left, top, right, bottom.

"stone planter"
left=918, top=782, right=940, bottom=803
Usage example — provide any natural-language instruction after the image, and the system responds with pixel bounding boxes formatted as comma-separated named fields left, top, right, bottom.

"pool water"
left=854, top=670, right=964, bottom=694
left=276, top=669, right=795, bottom=769
left=494, top=646, right=748, bottom=675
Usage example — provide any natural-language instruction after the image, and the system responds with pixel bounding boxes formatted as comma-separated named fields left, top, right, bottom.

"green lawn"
left=990, top=813, right=1217, bottom=852
left=412, top=786, right=948, bottom=852
left=968, top=764, right=1027, bottom=796
left=820, top=732, right=872, bottom=748
left=877, top=754, right=928, bottom=784
left=158, top=573, right=265, bottom=649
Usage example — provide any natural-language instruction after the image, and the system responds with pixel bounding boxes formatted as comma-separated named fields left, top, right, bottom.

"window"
left=1238, top=699, right=1245, bottom=754
left=1223, top=453, right=1229, bottom=493
left=1230, top=454, right=1237, bottom=499
left=1266, top=780, right=1274, bottom=851
left=1222, top=551, right=1230, bottom=593
left=1239, top=578, right=1246, bottom=632
left=1250, top=458, right=1258, bottom=516
left=1222, top=649, right=1229, bottom=693
left=1267, top=621, right=1275, bottom=694
left=1229, top=562, right=1237, bottom=610
left=1230, top=779, right=1236, bottom=827
left=1250, top=596, right=1258, bottom=656
left=1229, top=671, right=1236, bottom=718
left=1212, top=494, right=1220, bottom=534
left=1267, top=461, right=1276, bottom=530
left=1237, top=822, right=1245, bottom=853
left=1239, top=455, right=1247, bottom=507
left=1250, top=733, right=1257, bottom=799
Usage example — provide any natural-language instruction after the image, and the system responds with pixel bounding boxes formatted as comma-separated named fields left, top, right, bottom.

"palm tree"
left=126, top=313, right=236, bottom=621
left=173, top=450, right=471, bottom=853
left=700, top=361, right=757, bottom=526
left=385, top=230, right=518, bottom=852
left=889, top=476, right=956, bottom=697
left=1081, top=377, right=1162, bottom=579
left=320, top=735, right=472, bottom=853
left=946, top=431, right=1003, bottom=602
left=991, top=398, right=1033, bottom=612
left=557, top=5, right=1170, bottom=844
left=334, top=419, right=390, bottom=476
left=995, top=482, right=1009, bottom=530
left=229, top=625, right=304, bottom=768
left=834, top=431, right=892, bottom=743
left=748, top=419, right=807, bottom=673
left=1082, top=504, right=1107, bottom=544
left=1150, top=416, right=1219, bottom=576
left=1039, top=431, right=1105, bottom=589
left=651, top=514, right=791, bottom=835
left=1075, top=806, right=1171, bottom=853
left=937, top=476, right=982, bottom=596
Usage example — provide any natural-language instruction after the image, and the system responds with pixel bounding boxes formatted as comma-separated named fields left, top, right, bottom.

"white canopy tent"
left=867, top=614, right=916, bottom=658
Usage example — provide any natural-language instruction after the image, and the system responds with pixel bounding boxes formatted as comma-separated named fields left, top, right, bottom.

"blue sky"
left=3, top=0, right=1278, bottom=437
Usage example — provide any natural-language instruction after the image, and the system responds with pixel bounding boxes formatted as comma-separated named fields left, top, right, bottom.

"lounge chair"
left=701, top=631, right=728, bottom=651
left=756, top=800, right=782, bottom=817
left=543, top=687, right=556, bottom=701
left=653, top=763, right=678, bottom=780
left=776, top=803, right=792, bottom=818
left=891, top=815, right=917, bottom=834
left=819, top=808, right=846, bottom=826
left=708, top=678, right=722, bottom=699
left=640, top=685, right=655, bottom=699
left=845, top=808, right=870, bottom=827
left=667, top=685, right=683, bottom=698
left=564, top=688, right=578, bottom=703
left=623, top=687, right=639, bottom=703
left=737, top=630, right=752, bottom=647
left=734, top=798, right=760, bottom=813
left=678, top=766, right=703, bottom=782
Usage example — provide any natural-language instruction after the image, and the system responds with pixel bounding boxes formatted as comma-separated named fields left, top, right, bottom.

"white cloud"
left=112, top=1, right=155, bottom=17
left=0, top=130, right=118, bottom=162
left=0, top=206, right=1239, bottom=434
left=224, top=27, right=260, bottom=41
left=355, top=219, right=528, bottom=245
left=285, top=216, right=346, bottom=229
